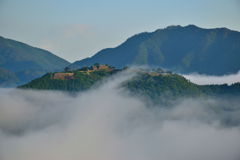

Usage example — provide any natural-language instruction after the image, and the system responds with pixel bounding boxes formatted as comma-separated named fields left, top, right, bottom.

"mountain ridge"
left=0, top=36, right=70, bottom=72
left=70, top=25, right=240, bottom=75
left=0, top=36, right=70, bottom=87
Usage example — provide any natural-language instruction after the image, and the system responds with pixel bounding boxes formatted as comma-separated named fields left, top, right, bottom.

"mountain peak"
left=71, top=25, right=240, bottom=76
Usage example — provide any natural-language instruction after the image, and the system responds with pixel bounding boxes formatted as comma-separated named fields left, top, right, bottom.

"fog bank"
left=183, top=71, right=240, bottom=85
left=0, top=74, right=240, bottom=160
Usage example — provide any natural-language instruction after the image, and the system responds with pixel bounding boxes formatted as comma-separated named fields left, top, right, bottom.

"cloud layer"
left=183, top=71, right=240, bottom=85
left=0, top=75, right=240, bottom=160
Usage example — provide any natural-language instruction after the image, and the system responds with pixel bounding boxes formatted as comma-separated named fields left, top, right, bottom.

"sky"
left=0, top=0, right=240, bottom=63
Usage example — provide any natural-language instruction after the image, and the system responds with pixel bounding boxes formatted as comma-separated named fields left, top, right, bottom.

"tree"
left=94, top=63, right=99, bottom=66
left=157, top=68, right=164, bottom=74
left=143, top=69, right=150, bottom=72
left=64, top=67, right=70, bottom=72
left=166, top=70, right=172, bottom=74
left=79, top=67, right=89, bottom=71
left=123, top=66, right=129, bottom=70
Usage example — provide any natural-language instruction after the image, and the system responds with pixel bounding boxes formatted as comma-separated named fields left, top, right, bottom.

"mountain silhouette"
left=0, top=36, right=70, bottom=86
left=71, top=25, right=240, bottom=75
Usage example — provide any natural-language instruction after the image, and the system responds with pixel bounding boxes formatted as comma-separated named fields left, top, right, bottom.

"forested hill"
left=70, top=25, right=240, bottom=75
left=0, top=36, right=70, bottom=71
left=0, top=36, right=70, bottom=87
left=18, top=66, right=240, bottom=105
left=18, top=65, right=121, bottom=91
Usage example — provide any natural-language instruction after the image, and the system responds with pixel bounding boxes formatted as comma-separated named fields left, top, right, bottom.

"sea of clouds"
left=0, top=73, right=240, bottom=160
left=183, top=71, right=240, bottom=85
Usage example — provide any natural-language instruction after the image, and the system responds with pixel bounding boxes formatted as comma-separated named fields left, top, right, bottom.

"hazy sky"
left=1, top=0, right=240, bottom=62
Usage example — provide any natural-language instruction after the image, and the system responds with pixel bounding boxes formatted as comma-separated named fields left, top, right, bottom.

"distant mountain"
left=0, top=36, right=70, bottom=87
left=0, top=67, right=18, bottom=87
left=71, top=25, right=240, bottom=75
left=0, top=36, right=70, bottom=72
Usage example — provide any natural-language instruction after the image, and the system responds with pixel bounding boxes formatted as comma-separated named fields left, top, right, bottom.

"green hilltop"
left=18, top=65, right=240, bottom=105
left=18, top=64, right=120, bottom=91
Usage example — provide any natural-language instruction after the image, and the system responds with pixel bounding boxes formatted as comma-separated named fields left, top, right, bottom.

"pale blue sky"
left=0, top=0, right=240, bottom=62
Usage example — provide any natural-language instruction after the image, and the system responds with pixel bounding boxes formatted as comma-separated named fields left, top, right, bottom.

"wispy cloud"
left=63, top=24, right=95, bottom=38
left=183, top=71, right=240, bottom=85
left=40, top=40, right=61, bottom=51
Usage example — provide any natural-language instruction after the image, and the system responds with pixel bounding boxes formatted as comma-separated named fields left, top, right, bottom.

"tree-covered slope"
left=18, top=69, right=120, bottom=91
left=0, top=36, right=70, bottom=72
left=71, top=25, right=240, bottom=75
left=18, top=67, right=240, bottom=105
left=124, top=73, right=240, bottom=105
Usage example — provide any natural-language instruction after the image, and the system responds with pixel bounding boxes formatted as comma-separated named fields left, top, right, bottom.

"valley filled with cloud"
left=183, top=71, right=240, bottom=85
left=0, top=74, right=240, bottom=160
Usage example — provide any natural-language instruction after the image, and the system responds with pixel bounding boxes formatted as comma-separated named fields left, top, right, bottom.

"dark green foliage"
left=18, top=67, right=240, bottom=106
left=199, top=82, right=240, bottom=97
left=18, top=70, right=118, bottom=91
left=123, top=73, right=202, bottom=105
left=78, top=67, right=90, bottom=71
left=156, top=68, right=164, bottom=73
left=123, top=73, right=240, bottom=105
left=94, top=63, right=99, bottom=66
left=70, top=25, right=240, bottom=75
left=64, top=67, right=70, bottom=72
left=166, top=71, right=172, bottom=74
